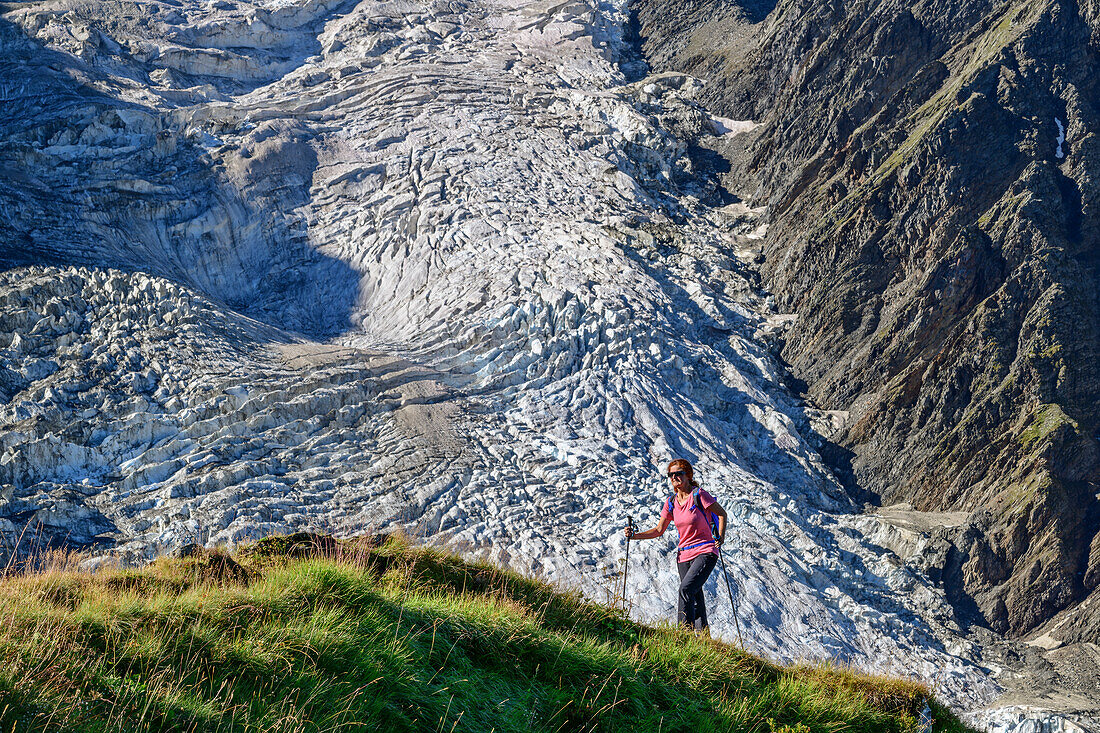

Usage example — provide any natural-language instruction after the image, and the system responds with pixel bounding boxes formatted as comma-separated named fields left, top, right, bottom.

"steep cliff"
left=634, top=0, right=1100, bottom=637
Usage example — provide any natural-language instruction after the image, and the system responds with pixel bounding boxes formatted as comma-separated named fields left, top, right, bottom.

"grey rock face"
left=633, top=0, right=1100, bottom=643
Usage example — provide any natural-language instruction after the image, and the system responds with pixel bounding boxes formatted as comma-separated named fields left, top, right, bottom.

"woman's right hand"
left=624, top=526, right=634, bottom=539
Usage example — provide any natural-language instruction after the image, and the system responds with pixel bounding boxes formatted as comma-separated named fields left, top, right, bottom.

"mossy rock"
left=1016, top=403, right=1077, bottom=451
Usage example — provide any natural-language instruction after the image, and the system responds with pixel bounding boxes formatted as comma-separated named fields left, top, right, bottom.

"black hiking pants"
left=676, top=552, right=718, bottom=631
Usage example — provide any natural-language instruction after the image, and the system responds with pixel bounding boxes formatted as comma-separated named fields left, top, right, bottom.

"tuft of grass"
left=0, top=535, right=977, bottom=732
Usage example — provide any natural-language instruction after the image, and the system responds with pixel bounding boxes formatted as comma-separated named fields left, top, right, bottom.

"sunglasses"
left=667, top=470, right=687, bottom=480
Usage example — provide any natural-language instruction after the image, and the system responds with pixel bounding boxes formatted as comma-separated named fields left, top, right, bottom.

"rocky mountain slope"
left=1, top=0, right=1097, bottom=727
left=634, top=0, right=1100, bottom=645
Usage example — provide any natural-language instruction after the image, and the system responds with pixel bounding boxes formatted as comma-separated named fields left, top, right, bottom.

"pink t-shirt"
left=661, top=489, right=718, bottom=562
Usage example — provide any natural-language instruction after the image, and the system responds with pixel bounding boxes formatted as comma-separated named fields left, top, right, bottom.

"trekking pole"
left=717, top=543, right=745, bottom=648
left=621, top=516, right=634, bottom=612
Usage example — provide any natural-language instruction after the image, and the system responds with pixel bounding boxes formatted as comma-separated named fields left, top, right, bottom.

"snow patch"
left=710, top=116, right=760, bottom=137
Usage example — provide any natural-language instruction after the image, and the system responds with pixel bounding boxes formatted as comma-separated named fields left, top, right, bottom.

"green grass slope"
left=0, top=534, right=974, bottom=732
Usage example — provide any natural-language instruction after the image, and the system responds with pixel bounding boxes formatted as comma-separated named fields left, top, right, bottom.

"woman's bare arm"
left=709, top=501, right=727, bottom=544
left=625, top=513, right=672, bottom=540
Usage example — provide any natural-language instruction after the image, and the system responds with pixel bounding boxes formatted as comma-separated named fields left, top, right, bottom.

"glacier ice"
left=0, top=0, right=1041, bottom=717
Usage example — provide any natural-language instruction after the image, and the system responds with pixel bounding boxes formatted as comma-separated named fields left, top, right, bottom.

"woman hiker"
left=624, top=458, right=728, bottom=632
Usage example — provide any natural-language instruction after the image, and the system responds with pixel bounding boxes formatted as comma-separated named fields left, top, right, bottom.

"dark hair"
left=668, top=458, right=699, bottom=488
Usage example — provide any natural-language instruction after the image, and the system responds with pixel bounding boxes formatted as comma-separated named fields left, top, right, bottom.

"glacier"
left=3, top=0, right=1087, bottom=725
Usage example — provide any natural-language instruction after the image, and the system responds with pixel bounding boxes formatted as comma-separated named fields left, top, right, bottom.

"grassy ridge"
left=0, top=535, right=972, bottom=732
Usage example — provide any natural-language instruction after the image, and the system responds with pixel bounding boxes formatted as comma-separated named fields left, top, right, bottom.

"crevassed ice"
left=0, top=0, right=1006, bottom=713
